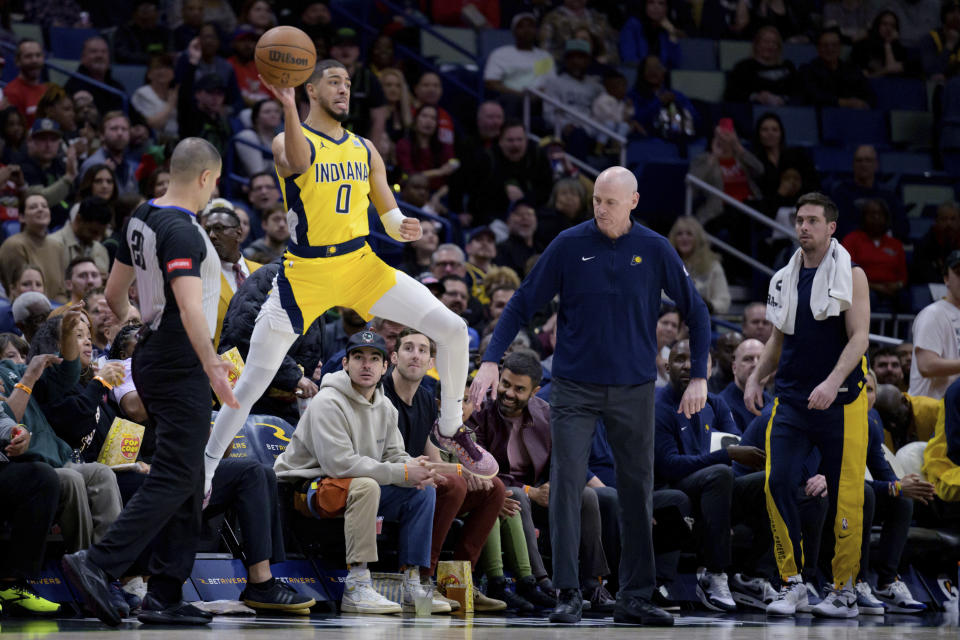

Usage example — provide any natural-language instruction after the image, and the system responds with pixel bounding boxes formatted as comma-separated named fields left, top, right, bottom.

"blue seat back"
left=49, top=27, right=100, bottom=60
left=821, top=108, right=887, bottom=147
left=243, top=414, right=295, bottom=465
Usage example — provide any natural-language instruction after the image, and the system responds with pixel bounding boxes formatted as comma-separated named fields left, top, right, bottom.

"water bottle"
left=78, top=11, right=92, bottom=28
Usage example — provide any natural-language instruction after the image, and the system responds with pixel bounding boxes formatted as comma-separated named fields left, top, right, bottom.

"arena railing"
left=685, top=173, right=905, bottom=345
left=523, top=87, right=627, bottom=169
left=0, top=41, right=129, bottom=114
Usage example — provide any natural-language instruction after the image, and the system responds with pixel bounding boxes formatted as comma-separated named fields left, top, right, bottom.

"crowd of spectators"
left=0, top=0, right=959, bottom=623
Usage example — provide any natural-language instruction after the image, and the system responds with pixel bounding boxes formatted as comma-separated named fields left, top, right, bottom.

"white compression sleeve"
left=380, top=207, right=407, bottom=242
left=369, top=271, right=469, bottom=436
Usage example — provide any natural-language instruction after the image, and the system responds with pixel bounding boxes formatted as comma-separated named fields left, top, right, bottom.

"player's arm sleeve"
left=157, top=220, right=205, bottom=283
left=482, top=239, right=562, bottom=363
left=661, top=239, right=711, bottom=379
left=115, top=218, right=133, bottom=267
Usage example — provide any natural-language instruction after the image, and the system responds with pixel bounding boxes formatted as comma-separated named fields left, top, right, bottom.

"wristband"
left=93, top=376, right=114, bottom=390
left=523, top=485, right=530, bottom=495
left=380, top=207, right=407, bottom=241
left=404, top=464, right=408, bottom=483
left=457, top=464, right=462, bottom=477
left=14, top=382, right=32, bottom=395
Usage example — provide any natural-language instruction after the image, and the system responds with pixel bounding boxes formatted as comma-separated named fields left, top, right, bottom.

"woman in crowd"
left=725, top=26, right=797, bottom=105
left=369, top=34, right=401, bottom=76
left=851, top=10, right=920, bottom=77
left=235, top=99, right=281, bottom=176
left=35, top=85, right=79, bottom=144
left=751, top=112, right=818, bottom=201
left=380, top=68, right=414, bottom=144
left=619, top=0, right=682, bottom=68
left=0, top=107, right=25, bottom=164
left=396, top=105, right=457, bottom=191
left=689, top=121, right=764, bottom=230
left=0, top=332, right=28, bottom=363
left=237, top=0, right=275, bottom=31
left=0, top=264, right=46, bottom=333
left=536, top=178, right=590, bottom=246
left=668, top=216, right=731, bottom=314
left=131, top=54, right=179, bottom=140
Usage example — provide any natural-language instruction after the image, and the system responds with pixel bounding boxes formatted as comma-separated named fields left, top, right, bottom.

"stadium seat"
left=421, top=26, right=476, bottom=65
left=477, top=29, right=512, bottom=60
left=46, top=58, right=81, bottom=89
left=626, top=138, right=679, bottom=172
left=870, top=77, right=928, bottom=112
left=10, top=22, right=42, bottom=43
left=820, top=108, right=887, bottom=147
left=902, top=183, right=956, bottom=210
left=242, top=415, right=294, bottom=465
left=782, top=42, right=816, bottom=67
left=812, top=147, right=854, bottom=173
left=111, top=64, right=147, bottom=96
left=909, top=217, right=934, bottom=243
left=717, top=40, right=752, bottom=71
left=634, top=159, right=690, bottom=234
left=943, top=152, right=960, bottom=177
left=879, top=151, right=934, bottom=175
left=670, top=70, right=725, bottom=103
left=677, top=38, right=717, bottom=70
left=49, top=27, right=100, bottom=60
left=890, top=110, right=934, bottom=149
left=752, top=105, right=818, bottom=146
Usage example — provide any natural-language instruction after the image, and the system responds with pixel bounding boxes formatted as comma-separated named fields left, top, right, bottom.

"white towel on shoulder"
left=766, top=238, right=853, bottom=335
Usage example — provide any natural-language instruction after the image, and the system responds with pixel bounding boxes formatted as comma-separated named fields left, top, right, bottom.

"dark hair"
left=0, top=332, right=28, bottom=360
left=251, top=99, right=279, bottom=129
left=82, top=286, right=105, bottom=310
left=26, top=316, right=63, bottom=362
left=35, top=84, right=71, bottom=122
left=10, top=262, right=44, bottom=294
left=140, top=167, right=170, bottom=198
left=753, top=112, right=785, bottom=153
left=0, top=106, right=25, bottom=148
left=114, top=193, right=145, bottom=230
left=439, top=275, right=466, bottom=293
left=501, top=348, right=542, bottom=388
left=65, top=256, right=99, bottom=281
left=871, top=345, right=900, bottom=363
left=76, top=196, right=113, bottom=225
left=406, top=104, right=444, bottom=170
left=307, top=59, right=347, bottom=85
left=203, top=206, right=242, bottom=227
left=659, top=305, right=681, bottom=321
left=78, top=164, right=119, bottom=204
left=500, top=118, right=526, bottom=137
left=869, top=10, right=899, bottom=40
left=396, top=327, right=437, bottom=357
left=636, top=55, right=667, bottom=96
left=816, top=26, right=843, bottom=44
left=109, top=323, right=143, bottom=360
left=860, top=197, right=890, bottom=226
left=796, top=191, right=839, bottom=223
left=248, top=170, right=276, bottom=187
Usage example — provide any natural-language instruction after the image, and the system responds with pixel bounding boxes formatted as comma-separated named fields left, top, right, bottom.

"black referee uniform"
left=86, top=200, right=220, bottom=605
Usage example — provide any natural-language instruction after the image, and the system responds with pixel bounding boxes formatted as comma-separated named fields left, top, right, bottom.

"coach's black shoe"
left=584, top=582, right=616, bottom=614
left=61, top=551, right=121, bottom=627
left=486, top=576, right=534, bottom=614
left=549, top=588, right=582, bottom=623
left=614, top=595, right=674, bottom=626
left=240, top=579, right=315, bottom=613
left=516, top=575, right=557, bottom=609
left=137, top=594, right=213, bottom=625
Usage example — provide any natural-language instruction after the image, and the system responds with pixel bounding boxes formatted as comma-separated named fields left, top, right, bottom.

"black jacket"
left=218, top=263, right=325, bottom=394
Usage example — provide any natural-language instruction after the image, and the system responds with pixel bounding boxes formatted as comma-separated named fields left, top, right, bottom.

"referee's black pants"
left=88, top=328, right=211, bottom=604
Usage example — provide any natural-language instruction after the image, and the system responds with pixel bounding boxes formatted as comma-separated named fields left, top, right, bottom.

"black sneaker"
left=584, top=583, right=616, bottom=613
left=240, top=579, right=316, bottom=614
left=614, top=595, right=674, bottom=626
left=61, top=550, right=121, bottom=627
left=549, top=588, right=582, bottom=624
left=652, top=585, right=680, bottom=612
left=137, top=593, right=213, bottom=625
left=517, top=575, right=557, bottom=609
left=486, top=576, right=534, bottom=614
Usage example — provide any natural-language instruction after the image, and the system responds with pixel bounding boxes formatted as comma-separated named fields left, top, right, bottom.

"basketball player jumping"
left=202, top=61, right=498, bottom=496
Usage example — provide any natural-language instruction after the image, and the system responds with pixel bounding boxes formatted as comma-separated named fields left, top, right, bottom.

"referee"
left=62, top=138, right=238, bottom=626
left=470, top=166, right=711, bottom=626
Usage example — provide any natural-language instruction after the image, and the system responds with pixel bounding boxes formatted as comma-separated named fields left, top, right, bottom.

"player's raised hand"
left=258, top=74, right=296, bottom=110
left=398, top=217, right=422, bottom=241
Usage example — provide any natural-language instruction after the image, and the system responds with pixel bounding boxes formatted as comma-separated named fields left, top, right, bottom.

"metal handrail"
left=685, top=173, right=795, bottom=238
left=706, top=233, right=774, bottom=276
left=0, top=41, right=129, bottom=113
left=395, top=198, right=455, bottom=243
left=523, top=88, right=627, bottom=168
left=527, top=132, right=599, bottom=178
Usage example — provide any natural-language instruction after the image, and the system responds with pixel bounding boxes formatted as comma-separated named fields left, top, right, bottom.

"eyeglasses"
left=205, top=224, right=239, bottom=233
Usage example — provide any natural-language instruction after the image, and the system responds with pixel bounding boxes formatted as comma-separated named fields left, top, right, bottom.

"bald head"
left=593, top=166, right=639, bottom=239
left=170, top=137, right=221, bottom=181
left=732, top=338, right=763, bottom=389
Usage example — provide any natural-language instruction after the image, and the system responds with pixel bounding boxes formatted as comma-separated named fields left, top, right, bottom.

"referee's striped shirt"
left=117, top=200, right=220, bottom=335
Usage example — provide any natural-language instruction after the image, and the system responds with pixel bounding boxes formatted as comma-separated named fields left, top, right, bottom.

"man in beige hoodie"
left=275, top=330, right=447, bottom=614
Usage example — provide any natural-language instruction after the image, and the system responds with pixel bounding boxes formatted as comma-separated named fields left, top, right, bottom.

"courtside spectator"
left=243, top=205, right=289, bottom=263
left=0, top=264, right=44, bottom=333
left=883, top=0, right=941, bottom=48
left=430, top=244, right=468, bottom=281
left=909, top=249, right=960, bottom=399
left=61, top=257, right=103, bottom=307
left=0, top=107, right=27, bottom=164
left=64, top=37, right=126, bottom=115
left=321, top=307, right=366, bottom=365
left=241, top=172, right=282, bottom=241
left=380, top=68, right=413, bottom=147
left=543, top=40, right=603, bottom=158
left=178, top=55, right=233, bottom=151
left=169, top=0, right=236, bottom=46
left=830, top=145, right=908, bottom=241
left=5, top=39, right=46, bottom=127
left=0, top=193, right=67, bottom=303
left=799, top=28, right=875, bottom=108
left=742, top=302, right=772, bottom=343
left=536, top=178, right=590, bottom=247
left=631, top=56, right=698, bottom=143
left=726, top=26, right=798, bottom=105
left=668, top=217, right=731, bottom=314
left=874, top=383, right=941, bottom=451
left=720, top=338, right=769, bottom=432
left=872, top=346, right=907, bottom=390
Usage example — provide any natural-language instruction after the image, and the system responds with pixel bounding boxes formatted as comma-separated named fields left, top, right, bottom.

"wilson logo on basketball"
left=268, top=50, right=308, bottom=66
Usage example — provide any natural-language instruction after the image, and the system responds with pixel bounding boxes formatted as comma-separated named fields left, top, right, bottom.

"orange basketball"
left=255, top=26, right=317, bottom=88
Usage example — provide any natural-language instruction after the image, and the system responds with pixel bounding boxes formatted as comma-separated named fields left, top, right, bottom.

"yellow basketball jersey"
left=277, top=125, right=372, bottom=247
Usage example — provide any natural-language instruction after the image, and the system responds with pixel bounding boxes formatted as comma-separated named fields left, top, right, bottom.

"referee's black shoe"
left=549, top=588, right=582, bottom=623
left=613, top=595, right=674, bottom=626
left=61, top=551, right=122, bottom=627
left=137, top=594, right=213, bottom=625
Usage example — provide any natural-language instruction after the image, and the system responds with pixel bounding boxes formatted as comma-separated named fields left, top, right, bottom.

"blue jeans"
left=378, top=485, right=436, bottom=570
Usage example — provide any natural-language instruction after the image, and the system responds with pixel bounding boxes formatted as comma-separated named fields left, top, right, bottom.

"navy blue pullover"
left=483, top=220, right=711, bottom=384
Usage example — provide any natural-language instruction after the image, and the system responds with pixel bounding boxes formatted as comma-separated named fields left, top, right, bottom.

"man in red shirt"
left=841, top=198, right=907, bottom=307
left=5, top=40, right=47, bottom=127
left=227, top=26, right=269, bottom=107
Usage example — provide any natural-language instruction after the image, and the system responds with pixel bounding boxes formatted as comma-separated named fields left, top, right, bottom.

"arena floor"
left=1, top=610, right=957, bottom=639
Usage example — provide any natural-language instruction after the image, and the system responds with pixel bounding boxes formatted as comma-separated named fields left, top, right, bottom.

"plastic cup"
left=414, top=584, right=433, bottom=617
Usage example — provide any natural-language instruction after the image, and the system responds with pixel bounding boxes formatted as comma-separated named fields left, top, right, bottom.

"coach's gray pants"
left=55, top=462, right=123, bottom=552
left=549, top=378, right=656, bottom=600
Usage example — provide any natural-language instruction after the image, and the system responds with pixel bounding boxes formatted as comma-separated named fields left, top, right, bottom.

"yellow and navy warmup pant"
left=764, top=389, right=868, bottom=589
left=276, top=243, right=398, bottom=333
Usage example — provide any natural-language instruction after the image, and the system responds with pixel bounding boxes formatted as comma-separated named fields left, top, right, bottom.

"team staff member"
left=745, top=192, right=870, bottom=618
left=471, top=167, right=711, bottom=626
left=203, top=61, right=497, bottom=498
left=61, top=138, right=240, bottom=627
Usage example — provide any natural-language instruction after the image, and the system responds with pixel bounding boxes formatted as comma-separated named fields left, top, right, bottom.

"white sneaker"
left=401, top=581, right=452, bottom=614
left=855, top=581, right=886, bottom=615
left=730, top=573, right=777, bottom=611
left=812, top=586, right=859, bottom=618
left=696, top=571, right=737, bottom=612
left=874, top=579, right=926, bottom=614
left=766, top=581, right=808, bottom=616
left=341, top=572, right=402, bottom=614
left=797, top=582, right=821, bottom=613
